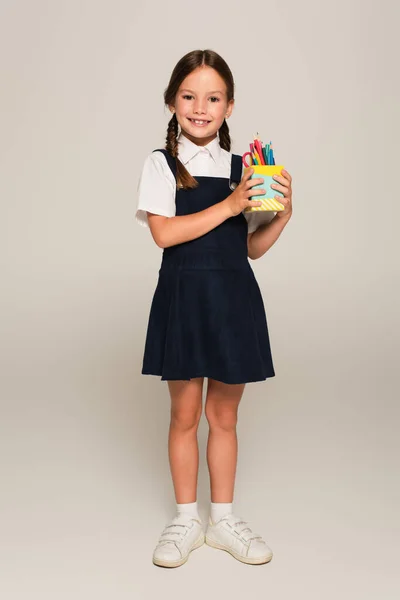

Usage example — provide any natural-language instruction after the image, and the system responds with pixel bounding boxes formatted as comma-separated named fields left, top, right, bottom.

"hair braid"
left=165, top=113, right=179, bottom=158
left=218, top=119, right=231, bottom=152
left=164, top=113, right=198, bottom=190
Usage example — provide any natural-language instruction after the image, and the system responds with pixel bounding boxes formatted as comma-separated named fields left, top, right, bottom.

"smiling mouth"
left=188, top=118, right=211, bottom=126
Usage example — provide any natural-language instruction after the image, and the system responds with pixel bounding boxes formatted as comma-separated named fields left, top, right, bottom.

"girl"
left=135, top=49, right=293, bottom=568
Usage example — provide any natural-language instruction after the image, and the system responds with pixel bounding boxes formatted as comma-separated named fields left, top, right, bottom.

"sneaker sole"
left=153, top=532, right=205, bottom=568
left=205, top=535, right=273, bottom=565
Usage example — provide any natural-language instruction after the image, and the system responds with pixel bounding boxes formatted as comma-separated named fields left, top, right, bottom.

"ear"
left=225, top=99, right=235, bottom=119
left=168, top=104, right=175, bottom=115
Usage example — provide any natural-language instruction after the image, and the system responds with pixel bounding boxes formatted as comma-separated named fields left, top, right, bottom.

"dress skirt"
left=141, top=252, right=275, bottom=384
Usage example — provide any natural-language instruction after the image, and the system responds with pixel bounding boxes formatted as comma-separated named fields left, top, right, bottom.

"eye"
left=210, top=97, right=220, bottom=103
left=182, top=94, right=193, bottom=100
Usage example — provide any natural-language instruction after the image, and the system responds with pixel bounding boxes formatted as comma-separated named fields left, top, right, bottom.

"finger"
left=270, top=182, right=288, bottom=194
left=248, top=200, right=263, bottom=206
left=275, top=195, right=289, bottom=204
left=245, top=178, right=264, bottom=190
left=242, top=167, right=254, bottom=181
left=246, top=188, right=266, bottom=197
left=281, top=169, right=292, bottom=182
left=272, top=174, right=289, bottom=185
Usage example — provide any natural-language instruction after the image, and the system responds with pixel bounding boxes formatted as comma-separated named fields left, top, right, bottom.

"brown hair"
left=163, top=49, right=234, bottom=190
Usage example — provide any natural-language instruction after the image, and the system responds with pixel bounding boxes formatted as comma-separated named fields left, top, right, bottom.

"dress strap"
left=229, top=153, right=243, bottom=190
left=152, top=148, right=177, bottom=180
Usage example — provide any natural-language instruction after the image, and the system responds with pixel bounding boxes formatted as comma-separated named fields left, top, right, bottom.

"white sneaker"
left=153, top=514, right=205, bottom=568
left=205, top=513, right=273, bottom=565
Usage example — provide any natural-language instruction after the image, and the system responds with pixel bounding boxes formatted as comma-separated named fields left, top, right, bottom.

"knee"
left=205, top=405, right=238, bottom=432
left=170, top=406, right=202, bottom=432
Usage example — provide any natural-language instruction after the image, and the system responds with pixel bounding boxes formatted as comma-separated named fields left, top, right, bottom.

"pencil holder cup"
left=243, top=165, right=285, bottom=212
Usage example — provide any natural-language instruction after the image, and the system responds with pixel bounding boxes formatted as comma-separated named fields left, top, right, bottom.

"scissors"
left=242, top=151, right=254, bottom=167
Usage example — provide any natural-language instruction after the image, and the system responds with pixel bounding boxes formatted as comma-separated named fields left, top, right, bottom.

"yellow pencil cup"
left=243, top=165, right=285, bottom=212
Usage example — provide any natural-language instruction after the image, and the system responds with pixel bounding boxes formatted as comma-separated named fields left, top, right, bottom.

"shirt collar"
left=177, top=132, right=222, bottom=165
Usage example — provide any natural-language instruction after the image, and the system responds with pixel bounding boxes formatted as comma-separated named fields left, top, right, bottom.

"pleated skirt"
left=141, top=253, right=275, bottom=384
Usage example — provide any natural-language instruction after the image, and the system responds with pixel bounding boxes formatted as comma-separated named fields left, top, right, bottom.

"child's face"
left=170, top=66, right=234, bottom=146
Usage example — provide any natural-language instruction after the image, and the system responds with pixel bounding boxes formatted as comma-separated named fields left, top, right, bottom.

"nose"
left=193, top=101, right=207, bottom=115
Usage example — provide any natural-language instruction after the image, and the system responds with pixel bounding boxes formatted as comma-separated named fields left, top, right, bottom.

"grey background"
left=1, top=0, right=399, bottom=598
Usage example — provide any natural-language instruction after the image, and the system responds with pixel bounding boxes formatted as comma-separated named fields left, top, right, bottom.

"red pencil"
left=253, top=137, right=265, bottom=165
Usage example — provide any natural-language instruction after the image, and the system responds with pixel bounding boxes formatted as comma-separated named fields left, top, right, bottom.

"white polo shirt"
left=135, top=132, right=276, bottom=234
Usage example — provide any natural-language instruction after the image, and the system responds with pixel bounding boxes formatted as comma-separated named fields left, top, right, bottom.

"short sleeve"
left=135, top=151, right=176, bottom=228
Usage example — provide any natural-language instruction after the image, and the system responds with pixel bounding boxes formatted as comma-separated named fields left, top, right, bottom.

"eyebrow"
left=180, top=89, right=224, bottom=95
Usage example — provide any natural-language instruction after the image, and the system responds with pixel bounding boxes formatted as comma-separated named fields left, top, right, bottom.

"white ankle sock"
left=210, top=502, right=233, bottom=525
left=176, top=501, right=200, bottom=520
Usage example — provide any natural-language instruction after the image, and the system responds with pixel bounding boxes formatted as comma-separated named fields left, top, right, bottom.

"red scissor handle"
left=242, top=152, right=253, bottom=167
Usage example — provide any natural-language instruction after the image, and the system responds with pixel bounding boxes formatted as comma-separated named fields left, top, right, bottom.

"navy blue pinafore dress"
left=141, top=148, right=275, bottom=385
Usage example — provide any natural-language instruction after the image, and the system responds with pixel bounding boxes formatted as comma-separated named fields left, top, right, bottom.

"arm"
left=147, top=200, right=233, bottom=248
left=144, top=161, right=265, bottom=248
left=248, top=213, right=292, bottom=260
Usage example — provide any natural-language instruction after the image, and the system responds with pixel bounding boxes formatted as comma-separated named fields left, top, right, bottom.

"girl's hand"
left=225, top=168, right=264, bottom=217
left=271, top=169, right=293, bottom=218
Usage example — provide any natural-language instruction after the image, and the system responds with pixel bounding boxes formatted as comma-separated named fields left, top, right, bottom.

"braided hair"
left=218, top=118, right=231, bottom=152
left=165, top=112, right=198, bottom=189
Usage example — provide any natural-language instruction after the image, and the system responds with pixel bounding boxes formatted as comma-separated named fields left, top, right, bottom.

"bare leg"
left=204, top=378, right=245, bottom=503
left=167, top=378, right=204, bottom=504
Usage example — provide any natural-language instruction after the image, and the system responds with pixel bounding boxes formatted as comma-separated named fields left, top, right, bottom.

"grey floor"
left=1, top=367, right=398, bottom=600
